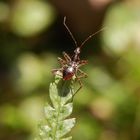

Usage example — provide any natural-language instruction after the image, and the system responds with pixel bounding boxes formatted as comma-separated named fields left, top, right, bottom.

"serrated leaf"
left=49, top=80, right=74, bottom=108
left=49, top=82, right=60, bottom=109
left=44, top=103, right=56, bottom=122
left=56, top=118, right=76, bottom=138
left=37, top=73, right=76, bottom=140
left=59, top=103, right=73, bottom=120
left=39, top=125, right=52, bottom=140
left=57, top=80, right=73, bottom=105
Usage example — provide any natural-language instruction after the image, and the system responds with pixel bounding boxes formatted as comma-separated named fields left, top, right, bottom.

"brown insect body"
left=62, top=66, right=75, bottom=80
left=62, top=47, right=81, bottom=80
left=52, top=17, right=105, bottom=94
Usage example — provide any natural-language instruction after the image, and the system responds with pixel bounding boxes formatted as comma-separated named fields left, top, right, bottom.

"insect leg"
left=52, top=68, right=63, bottom=77
left=63, top=52, right=71, bottom=62
left=77, top=69, right=88, bottom=78
left=71, top=69, right=88, bottom=101
left=71, top=79, right=83, bottom=101
left=78, top=60, right=88, bottom=67
left=57, top=57, right=66, bottom=66
left=75, top=79, right=83, bottom=94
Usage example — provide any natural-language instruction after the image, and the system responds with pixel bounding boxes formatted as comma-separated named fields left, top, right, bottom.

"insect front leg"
left=63, top=52, right=71, bottom=62
left=57, top=57, right=67, bottom=66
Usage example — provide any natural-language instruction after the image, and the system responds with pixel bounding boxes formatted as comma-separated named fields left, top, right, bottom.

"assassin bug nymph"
left=52, top=17, right=105, bottom=95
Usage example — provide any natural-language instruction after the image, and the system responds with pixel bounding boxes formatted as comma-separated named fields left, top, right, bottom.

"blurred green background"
left=0, top=0, right=140, bottom=140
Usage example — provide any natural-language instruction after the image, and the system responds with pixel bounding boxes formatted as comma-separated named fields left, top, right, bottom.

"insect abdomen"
left=63, top=67, right=74, bottom=80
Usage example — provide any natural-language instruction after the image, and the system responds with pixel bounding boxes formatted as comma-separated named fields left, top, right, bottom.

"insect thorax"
left=62, top=62, right=77, bottom=80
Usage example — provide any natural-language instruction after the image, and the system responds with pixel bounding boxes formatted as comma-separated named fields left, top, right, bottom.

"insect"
left=52, top=16, right=105, bottom=94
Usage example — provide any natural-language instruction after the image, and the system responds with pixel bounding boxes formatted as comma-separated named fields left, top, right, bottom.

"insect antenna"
left=79, top=27, right=106, bottom=49
left=63, top=16, right=78, bottom=47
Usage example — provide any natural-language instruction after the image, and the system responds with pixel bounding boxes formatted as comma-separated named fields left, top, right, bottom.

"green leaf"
left=49, top=80, right=73, bottom=109
left=56, top=118, right=76, bottom=138
left=39, top=124, right=52, bottom=139
left=44, top=102, right=73, bottom=121
left=37, top=74, right=76, bottom=140
left=44, top=104, right=57, bottom=125
left=58, top=103, right=73, bottom=120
